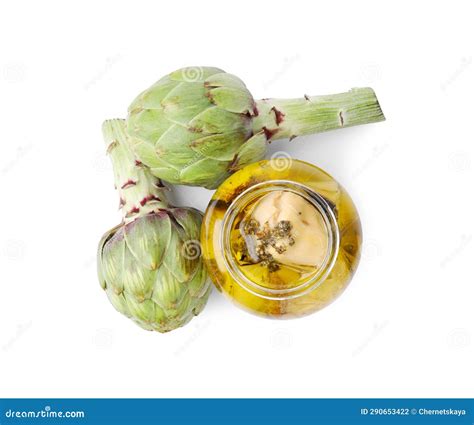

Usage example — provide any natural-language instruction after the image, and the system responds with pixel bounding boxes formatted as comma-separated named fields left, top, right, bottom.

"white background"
left=1, top=1, right=473, bottom=398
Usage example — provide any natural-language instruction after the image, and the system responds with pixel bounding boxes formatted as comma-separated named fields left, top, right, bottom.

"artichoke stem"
left=253, top=87, right=385, bottom=141
left=102, top=119, right=169, bottom=221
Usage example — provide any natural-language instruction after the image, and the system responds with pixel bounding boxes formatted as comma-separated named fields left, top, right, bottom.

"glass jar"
left=201, top=159, right=362, bottom=318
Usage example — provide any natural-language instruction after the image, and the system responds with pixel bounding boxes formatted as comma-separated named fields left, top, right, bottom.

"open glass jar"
left=201, top=159, right=362, bottom=318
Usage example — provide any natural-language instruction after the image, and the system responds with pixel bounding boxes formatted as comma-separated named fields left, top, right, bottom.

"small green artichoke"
left=127, top=66, right=385, bottom=189
left=97, top=119, right=211, bottom=332
left=98, top=209, right=210, bottom=332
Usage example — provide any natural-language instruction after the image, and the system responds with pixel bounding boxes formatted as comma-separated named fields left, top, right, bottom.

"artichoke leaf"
left=123, top=213, right=171, bottom=271
left=192, top=285, right=212, bottom=316
left=127, top=108, right=170, bottom=144
left=187, top=262, right=211, bottom=298
left=233, top=131, right=267, bottom=169
left=125, top=297, right=156, bottom=325
left=208, top=86, right=254, bottom=114
left=130, top=77, right=179, bottom=110
left=121, top=245, right=155, bottom=302
left=161, top=82, right=211, bottom=124
left=105, top=289, right=130, bottom=317
left=97, top=225, right=120, bottom=290
left=171, top=208, right=202, bottom=241
left=152, top=264, right=189, bottom=311
left=129, top=139, right=164, bottom=170
left=180, top=157, right=230, bottom=188
left=163, top=218, right=202, bottom=282
left=100, top=229, right=126, bottom=295
left=190, top=131, right=248, bottom=162
left=155, top=123, right=202, bottom=166
left=205, top=72, right=248, bottom=90
left=188, top=105, right=250, bottom=134
left=150, top=166, right=181, bottom=184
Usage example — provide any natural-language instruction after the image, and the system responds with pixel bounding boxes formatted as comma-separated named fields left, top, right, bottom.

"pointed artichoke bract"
left=127, top=66, right=385, bottom=189
left=97, top=119, right=211, bottom=333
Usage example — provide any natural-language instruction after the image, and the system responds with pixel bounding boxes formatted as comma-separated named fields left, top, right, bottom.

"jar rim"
left=220, top=180, right=340, bottom=300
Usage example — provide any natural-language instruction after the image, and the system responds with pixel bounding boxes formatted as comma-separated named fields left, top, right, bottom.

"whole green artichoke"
left=97, top=119, right=211, bottom=332
left=127, top=66, right=385, bottom=189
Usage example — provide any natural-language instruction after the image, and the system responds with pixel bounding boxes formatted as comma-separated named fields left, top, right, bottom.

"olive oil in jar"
left=201, top=159, right=362, bottom=318
left=229, top=190, right=332, bottom=292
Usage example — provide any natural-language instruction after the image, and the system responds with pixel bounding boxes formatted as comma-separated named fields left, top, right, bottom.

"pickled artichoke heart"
left=97, top=119, right=211, bottom=333
left=127, top=66, right=385, bottom=189
left=246, top=191, right=329, bottom=268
